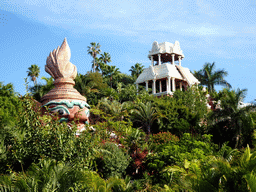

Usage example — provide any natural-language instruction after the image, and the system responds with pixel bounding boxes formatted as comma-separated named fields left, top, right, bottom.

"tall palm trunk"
left=32, top=76, right=37, bottom=85
left=235, top=120, right=242, bottom=148
left=147, top=125, right=151, bottom=134
left=93, top=58, right=95, bottom=73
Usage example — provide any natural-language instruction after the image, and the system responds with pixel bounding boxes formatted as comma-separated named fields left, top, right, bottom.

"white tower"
left=135, top=41, right=200, bottom=96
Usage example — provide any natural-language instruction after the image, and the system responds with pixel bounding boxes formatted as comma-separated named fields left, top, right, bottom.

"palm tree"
left=120, top=84, right=137, bottom=102
left=131, top=102, right=159, bottom=134
left=0, top=159, right=85, bottom=191
left=208, top=145, right=256, bottom=191
left=97, top=98, right=130, bottom=121
left=99, top=52, right=112, bottom=74
left=129, top=63, right=144, bottom=78
left=74, top=74, right=91, bottom=96
left=27, top=64, right=40, bottom=85
left=87, top=42, right=101, bottom=72
left=163, top=144, right=256, bottom=191
left=84, top=172, right=126, bottom=192
left=104, top=65, right=121, bottom=88
left=92, top=57, right=103, bottom=72
left=209, top=88, right=255, bottom=148
left=75, top=73, right=108, bottom=97
left=100, top=52, right=111, bottom=65
left=102, top=88, right=119, bottom=101
left=40, top=77, right=54, bottom=94
left=194, top=62, right=231, bottom=92
left=245, top=172, right=256, bottom=192
left=29, top=77, right=54, bottom=101
left=100, top=63, right=108, bottom=77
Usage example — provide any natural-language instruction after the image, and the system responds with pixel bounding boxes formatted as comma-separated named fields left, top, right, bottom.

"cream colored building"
left=135, top=41, right=200, bottom=96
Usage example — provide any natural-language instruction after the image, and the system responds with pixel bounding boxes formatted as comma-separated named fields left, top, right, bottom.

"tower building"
left=135, top=41, right=200, bottom=96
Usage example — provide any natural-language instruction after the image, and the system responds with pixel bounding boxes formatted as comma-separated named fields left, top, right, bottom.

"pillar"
left=153, top=79, right=156, bottom=94
left=171, top=54, right=175, bottom=65
left=136, top=83, right=139, bottom=95
left=159, top=80, right=162, bottom=92
left=166, top=78, right=168, bottom=92
left=167, top=76, right=171, bottom=92
left=151, top=56, right=154, bottom=66
left=158, top=54, right=161, bottom=65
left=180, top=81, right=182, bottom=91
left=178, top=55, right=182, bottom=66
left=172, top=77, right=176, bottom=92
left=146, top=81, right=148, bottom=91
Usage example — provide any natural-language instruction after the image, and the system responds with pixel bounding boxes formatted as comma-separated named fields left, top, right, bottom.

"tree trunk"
left=32, top=76, right=37, bottom=85
left=235, top=124, right=241, bottom=148
left=93, top=59, right=95, bottom=73
left=147, top=125, right=151, bottom=134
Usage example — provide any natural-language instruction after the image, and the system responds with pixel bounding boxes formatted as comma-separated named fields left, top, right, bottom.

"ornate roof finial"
left=45, top=38, right=77, bottom=82
left=41, top=38, right=87, bottom=105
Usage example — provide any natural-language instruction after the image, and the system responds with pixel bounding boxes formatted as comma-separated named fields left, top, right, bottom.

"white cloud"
left=1, top=0, right=255, bottom=60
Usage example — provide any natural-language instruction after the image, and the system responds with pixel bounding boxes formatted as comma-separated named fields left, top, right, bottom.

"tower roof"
left=136, top=40, right=199, bottom=87
left=148, top=41, right=184, bottom=59
left=135, top=64, right=200, bottom=86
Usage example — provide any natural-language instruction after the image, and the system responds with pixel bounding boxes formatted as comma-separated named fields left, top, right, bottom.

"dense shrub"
left=207, top=88, right=256, bottom=148
left=152, top=88, right=208, bottom=135
left=0, top=96, right=98, bottom=173
left=150, top=132, right=179, bottom=151
left=95, top=142, right=130, bottom=179
left=146, top=133, right=217, bottom=184
left=2, top=77, right=256, bottom=191
left=0, top=82, right=23, bottom=128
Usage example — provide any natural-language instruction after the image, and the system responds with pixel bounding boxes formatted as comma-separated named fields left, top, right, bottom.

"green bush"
left=150, top=132, right=179, bottom=151
left=0, top=158, right=128, bottom=192
left=146, top=133, right=217, bottom=184
left=0, top=96, right=98, bottom=173
left=150, top=87, right=208, bottom=135
left=95, top=142, right=130, bottom=179
left=0, top=82, right=23, bottom=128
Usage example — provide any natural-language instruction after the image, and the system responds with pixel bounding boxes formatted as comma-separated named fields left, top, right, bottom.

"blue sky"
left=0, top=0, right=256, bottom=102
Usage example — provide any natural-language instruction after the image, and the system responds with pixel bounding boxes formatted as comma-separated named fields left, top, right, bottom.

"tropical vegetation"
left=129, top=63, right=144, bottom=78
left=27, top=64, right=40, bottom=85
left=193, top=62, right=231, bottom=92
left=1, top=46, right=256, bottom=191
left=87, top=42, right=101, bottom=73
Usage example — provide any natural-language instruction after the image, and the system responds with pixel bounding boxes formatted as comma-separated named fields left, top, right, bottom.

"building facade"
left=135, top=41, right=200, bottom=96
